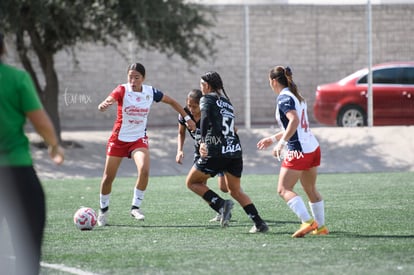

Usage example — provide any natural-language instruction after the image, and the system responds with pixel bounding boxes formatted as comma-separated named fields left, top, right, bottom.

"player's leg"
left=300, top=167, right=321, bottom=202
left=186, top=165, right=232, bottom=226
left=217, top=172, right=228, bottom=193
left=20, top=167, right=45, bottom=274
left=98, top=155, right=122, bottom=226
left=278, top=167, right=317, bottom=237
left=225, top=171, right=268, bottom=233
left=300, top=167, right=328, bottom=235
left=130, top=148, right=150, bottom=220
left=186, top=165, right=211, bottom=196
left=100, top=155, right=123, bottom=195
left=277, top=167, right=301, bottom=202
left=209, top=173, right=228, bottom=222
left=1, top=167, right=45, bottom=274
left=131, top=147, right=150, bottom=191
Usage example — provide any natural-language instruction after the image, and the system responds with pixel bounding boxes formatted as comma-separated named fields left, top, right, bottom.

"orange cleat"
left=311, top=225, right=329, bottom=235
left=292, top=219, right=318, bottom=238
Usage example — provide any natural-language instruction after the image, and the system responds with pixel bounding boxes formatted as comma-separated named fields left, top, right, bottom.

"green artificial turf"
left=30, top=172, right=414, bottom=274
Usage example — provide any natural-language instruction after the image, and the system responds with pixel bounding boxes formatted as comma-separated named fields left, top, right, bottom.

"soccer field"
left=12, top=172, right=414, bottom=274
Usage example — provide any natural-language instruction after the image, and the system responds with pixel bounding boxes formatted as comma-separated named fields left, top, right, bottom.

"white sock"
left=132, top=188, right=145, bottom=208
left=100, top=193, right=111, bottom=210
left=287, top=196, right=312, bottom=223
left=309, top=200, right=325, bottom=227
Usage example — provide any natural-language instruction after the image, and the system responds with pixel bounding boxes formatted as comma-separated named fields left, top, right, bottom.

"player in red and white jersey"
left=110, top=82, right=160, bottom=142
left=257, top=66, right=328, bottom=237
left=96, top=63, right=195, bottom=226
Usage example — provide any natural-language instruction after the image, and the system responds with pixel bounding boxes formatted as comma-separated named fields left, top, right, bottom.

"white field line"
left=40, top=262, right=100, bottom=275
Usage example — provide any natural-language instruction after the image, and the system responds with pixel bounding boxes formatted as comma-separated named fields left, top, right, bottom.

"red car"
left=313, top=62, right=414, bottom=127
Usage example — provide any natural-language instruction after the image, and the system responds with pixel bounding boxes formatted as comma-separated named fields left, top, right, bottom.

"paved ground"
left=28, top=126, right=414, bottom=180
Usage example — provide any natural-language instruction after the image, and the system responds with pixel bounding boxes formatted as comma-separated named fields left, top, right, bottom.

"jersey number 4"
left=300, top=109, right=309, bottom=132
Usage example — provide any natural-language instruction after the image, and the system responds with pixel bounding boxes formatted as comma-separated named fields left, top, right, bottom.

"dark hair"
left=187, top=89, right=202, bottom=104
left=269, top=66, right=304, bottom=102
left=0, top=32, right=4, bottom=57
left=128, top=63, right=146, bottom=77
left=201, top=71, right=231, bottom=101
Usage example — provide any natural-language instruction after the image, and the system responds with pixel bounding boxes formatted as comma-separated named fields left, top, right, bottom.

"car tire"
left=337, top=105, right=367, bottom=127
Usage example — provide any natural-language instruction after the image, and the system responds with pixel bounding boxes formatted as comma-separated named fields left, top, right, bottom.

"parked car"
left=313, top=62, right=414, bottom=127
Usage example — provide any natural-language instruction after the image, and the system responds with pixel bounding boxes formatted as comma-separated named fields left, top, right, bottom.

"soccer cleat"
left=209, top=213, right=222, bottom=222
left=130, top=208, right=145, bottom=221
left=209, top=212, right=232, bottom=222
left=220, top=199, right=234, bottom=227
left=292, top=219, right=318, bottom=238
left=249, top=222, right=269, bottom=234
left=311, top=225, right=329, bottom=235
left=97, top=210, right=109, bottom=226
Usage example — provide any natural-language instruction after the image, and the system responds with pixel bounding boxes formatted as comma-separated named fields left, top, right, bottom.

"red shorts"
left=282, top=146, right=321, bottom=171
left=106, top=135, right=149, bottom=158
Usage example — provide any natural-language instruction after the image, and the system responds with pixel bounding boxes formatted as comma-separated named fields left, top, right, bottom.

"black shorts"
left=194, top=156, right=243, bottom=178
left=0, top=166, right=45, bottom=274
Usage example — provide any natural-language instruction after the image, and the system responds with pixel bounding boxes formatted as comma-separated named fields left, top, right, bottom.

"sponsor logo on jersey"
left=216, top=99, right=234, bottom=110
left=220, top=109, right=234, bottom=118
left=222, top=143, right=241, bottom=154
left=124, top=106, right=149, bottom=116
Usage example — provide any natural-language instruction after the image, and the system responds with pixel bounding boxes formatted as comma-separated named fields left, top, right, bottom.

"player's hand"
left=257, top=136, right=275, bottom=150
left=199, top=142, right=208, bottom=158
left=185, top=120, right=196, bottom=132
left=48, top=144, right=65, bottom=165
left=98, top=99, right=113, bottom=111
left=176, top=151, right=184, bottom=164
left=272, top=139, right=287, bottom=161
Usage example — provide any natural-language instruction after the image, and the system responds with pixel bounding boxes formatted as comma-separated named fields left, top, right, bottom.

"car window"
left=400, top=68, right=414, bottom=85
left=358, top=68, right=402, bottom=84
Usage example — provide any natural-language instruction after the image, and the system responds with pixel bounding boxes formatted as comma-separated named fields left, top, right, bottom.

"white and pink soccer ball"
left=73, top=207, right=97, bottom=230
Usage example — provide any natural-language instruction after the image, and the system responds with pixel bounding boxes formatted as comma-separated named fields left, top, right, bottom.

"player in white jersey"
left=96, top=63, right=195, bottom=226
left=257, top=66, right=328, bottom=237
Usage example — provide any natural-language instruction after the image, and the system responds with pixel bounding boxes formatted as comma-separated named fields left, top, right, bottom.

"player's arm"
left=176, top=123, right=186, bottom=164
left=26, top=109, right=64, bottom=165
left=272, top=110, right=299, bottom=159
left=257, top=131, right=284, bottom=150
left=98, top=96, right=115, bottom=112
left=198, top=97, right=210, bottom=158
left=161, top=94, right=196, bottom=131
left=280, top=110, right=299, bottom=142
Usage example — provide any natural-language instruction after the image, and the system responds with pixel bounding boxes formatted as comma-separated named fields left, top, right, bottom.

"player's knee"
left=101, top=174, right=115, bottom=186
left=137, top=166, right=149, bottom=178
left=277, top=187, right=286, bottom=198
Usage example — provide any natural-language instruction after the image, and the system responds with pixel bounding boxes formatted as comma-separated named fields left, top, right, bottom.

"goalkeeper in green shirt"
left=0, top=32, right=64, bottom=275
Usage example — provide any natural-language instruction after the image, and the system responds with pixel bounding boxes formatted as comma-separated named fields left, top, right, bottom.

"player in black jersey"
left=176, top=89, right=228, bottom=222
left=185, top=71, right=268, bottom=233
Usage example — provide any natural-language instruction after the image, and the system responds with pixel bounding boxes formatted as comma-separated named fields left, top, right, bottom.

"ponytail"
left=201, top=71, right=232, bottom=102
left=270, top=66, right=304, bottom=102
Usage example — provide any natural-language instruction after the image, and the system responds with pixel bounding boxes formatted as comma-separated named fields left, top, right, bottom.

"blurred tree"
left=0, top=0, right=214, bottom=140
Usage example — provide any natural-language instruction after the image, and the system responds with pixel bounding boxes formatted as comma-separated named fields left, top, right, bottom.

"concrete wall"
left=6, top=4, right=414, bottom=129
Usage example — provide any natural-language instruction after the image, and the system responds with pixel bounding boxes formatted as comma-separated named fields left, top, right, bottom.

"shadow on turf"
left=332, top=232, right=414, bottom=239
left=97, top=219, right=297, bottom=231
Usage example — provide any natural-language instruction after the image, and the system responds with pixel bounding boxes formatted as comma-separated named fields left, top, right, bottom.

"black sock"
left=243, top=204, right=264, bottom=225
left=131, top=205, right=139, bottom=210
left=100, top=206, right=109, bottom=213
left=202, top=190, right=225, bottom=213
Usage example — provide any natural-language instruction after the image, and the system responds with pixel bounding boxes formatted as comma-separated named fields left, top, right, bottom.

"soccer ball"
left=73, top=207, right=97, bottom=230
